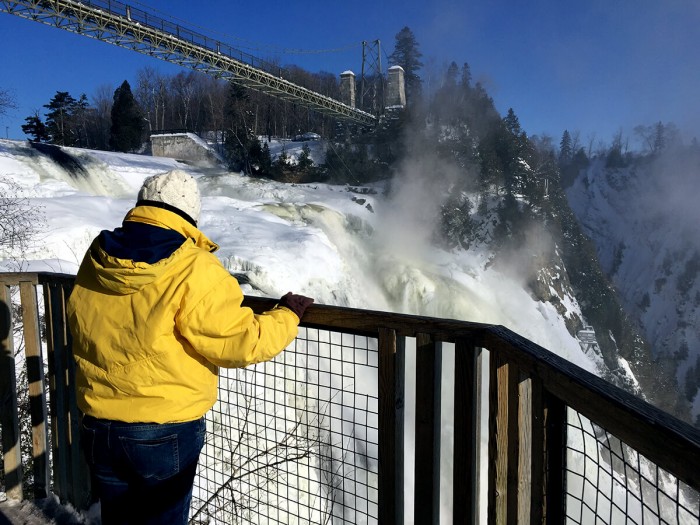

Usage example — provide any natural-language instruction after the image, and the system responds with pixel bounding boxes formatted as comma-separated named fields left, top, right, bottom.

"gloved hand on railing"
left=278, top=292, right=314, bottom=320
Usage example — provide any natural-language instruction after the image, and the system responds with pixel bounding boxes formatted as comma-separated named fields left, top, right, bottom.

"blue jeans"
left=81, top=415, right=206, bottom=525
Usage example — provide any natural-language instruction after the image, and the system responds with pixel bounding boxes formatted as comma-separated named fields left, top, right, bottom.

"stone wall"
left=150, top=133, right=223, bottom=167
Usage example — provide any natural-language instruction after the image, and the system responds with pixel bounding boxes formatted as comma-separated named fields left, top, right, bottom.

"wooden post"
left=0, top=283, right=23, bottom=501
left=19, top=281, right=49, bottom=499
left=453, top=339, right=480, bottom=524
left=44, top=281, right=69, bottom=501
left=378, top=327, right=404, bottom=524
left=43, top=280, right=91, bottom=509
left=517, top=373, right=531, bottom=523
left=543, top=390, right=566, bottom=523
left=488, top=351, right=519, bottom=525
left=66, top=314, right=91, bottom=510
left=528, top=376, right=546, bottom=524
left=414, top=333, right=442, bottom=524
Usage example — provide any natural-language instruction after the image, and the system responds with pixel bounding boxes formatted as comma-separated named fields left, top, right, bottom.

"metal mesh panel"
left=191, top=327, right=379, bottom=524
left=565, top=410, right=700, bottom=524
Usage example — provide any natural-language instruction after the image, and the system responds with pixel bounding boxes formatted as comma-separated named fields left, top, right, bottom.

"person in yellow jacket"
left=67, top=169, right=313, bottom=525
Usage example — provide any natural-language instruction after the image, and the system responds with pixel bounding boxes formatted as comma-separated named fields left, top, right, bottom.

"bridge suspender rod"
left=0, top=0, right=377, bottom=127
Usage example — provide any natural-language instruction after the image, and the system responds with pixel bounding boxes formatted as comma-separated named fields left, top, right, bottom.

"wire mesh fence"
left=191, top=327, right=380, bottom=525
left=565, top=410, right=700, bottom=525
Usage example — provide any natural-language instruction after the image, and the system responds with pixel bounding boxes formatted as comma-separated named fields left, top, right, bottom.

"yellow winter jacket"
left=67, top=205, right=299, bottom=424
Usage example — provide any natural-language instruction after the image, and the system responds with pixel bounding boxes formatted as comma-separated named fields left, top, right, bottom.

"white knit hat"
left=137, top=169, right=201, bottom=224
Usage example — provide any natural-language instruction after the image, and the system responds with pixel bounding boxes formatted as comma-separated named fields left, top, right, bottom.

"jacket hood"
left=82, top=205, right=219, bottom=295
left=123, top=205, right=218, bottom=252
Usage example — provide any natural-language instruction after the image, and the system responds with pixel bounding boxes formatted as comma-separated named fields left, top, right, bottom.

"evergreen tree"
left=460, top=62, right=472, bottom=88
left=559, top=130, right=573, bottom=164
left=21, top=112, right=49, bottom=143
left=247, top=136, right=273, bottom=177
left=72, top=94, right=91, bottom=148
left=466, top=81, right=501, bottom=138
left=433, top=61, right=460, bottom=123
left=503, top=108, right=529, bottom=154
left=109, top=80, right=144, bottom=152
left=501, top=108, right=530, bottom=193
left=260, top=142, right=273, bottom=175
left=560, top=145, right=589, bottom=188
left=389, top=26, right=424, bottom=103
left=44, top=91, right=77, bottom=146
left=652, top=121, right=666, bottom=154
left=225, top=130, right=252, bottom=173
left=444, top=61, right=459, bottom=88
left=271, top=148, right=294, bottom=181
left=438, top=193, right=474, bottom=250
left=223, top=83, right=254, bottom=171
left=297, top=143, right=314, bottom=172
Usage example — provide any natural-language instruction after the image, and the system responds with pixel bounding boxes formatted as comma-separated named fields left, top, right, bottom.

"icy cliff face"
left=566, top=151, right=700, bottom=421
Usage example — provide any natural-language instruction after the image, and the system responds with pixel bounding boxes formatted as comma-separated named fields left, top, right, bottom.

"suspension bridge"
left=0, top=0, right=382, bottom=127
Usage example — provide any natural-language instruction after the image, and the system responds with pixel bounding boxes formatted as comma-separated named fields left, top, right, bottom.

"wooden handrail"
left=481, top=326, right=700, bottom=491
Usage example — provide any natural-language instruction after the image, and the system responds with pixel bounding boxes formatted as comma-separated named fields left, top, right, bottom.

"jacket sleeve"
left=177, top=266, right=299, bottom=369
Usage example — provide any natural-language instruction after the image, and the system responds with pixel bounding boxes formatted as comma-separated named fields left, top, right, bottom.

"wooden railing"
left=2, top=272, right=700, bottom=523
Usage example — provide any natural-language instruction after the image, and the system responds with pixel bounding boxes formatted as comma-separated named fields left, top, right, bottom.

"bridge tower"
left=386, top=66, right=406, bottom=107
left=340, top=71, right=356, bottom=108
left=359, top=39, right=384, bottom=115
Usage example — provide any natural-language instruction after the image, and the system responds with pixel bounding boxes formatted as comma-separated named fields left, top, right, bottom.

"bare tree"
left=586, top=132, right=597, bottom=158
left=570, top=130, right=582, bottom=155
left=90, top=84, right=114, bottom=150
left=190, top=367, right=340, bottom=525
left=634, top=121, right=682, bottom=154
left=135, top=67, right=169, bottom=132
left=0, top=174, right=46, bottom=493
left=182, top=73, right=223, bottom=135
left=0, top=88, right=16, bottom=118
left=170, top=72, right=195, bottom=130
left=205, top=79, right=228, bottom=145
left=0, top=177, right=45, bottom=263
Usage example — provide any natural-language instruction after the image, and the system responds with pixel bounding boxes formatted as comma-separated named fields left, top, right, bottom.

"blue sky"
left=1, top=0, right=699, bottom=149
